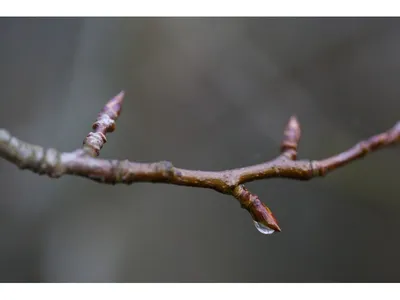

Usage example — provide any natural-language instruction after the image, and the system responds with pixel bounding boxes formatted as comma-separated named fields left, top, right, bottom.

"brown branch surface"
left=0, top=92, right=399, bottom=234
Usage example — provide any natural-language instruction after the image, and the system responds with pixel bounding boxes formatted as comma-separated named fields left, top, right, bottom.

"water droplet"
left=253, top=221, right=275, bottom=235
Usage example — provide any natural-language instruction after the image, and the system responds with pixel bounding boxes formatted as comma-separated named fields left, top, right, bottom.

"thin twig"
left=0, top=92, right=399, bottom=234
left=81, top=90, right=124, bottom=157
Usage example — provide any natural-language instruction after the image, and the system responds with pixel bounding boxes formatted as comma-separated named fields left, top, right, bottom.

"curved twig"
left=0, top=92, right=399, bottom=234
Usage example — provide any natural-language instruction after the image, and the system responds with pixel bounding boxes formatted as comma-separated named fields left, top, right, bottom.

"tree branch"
left=0, top=92, right=399, bottom=234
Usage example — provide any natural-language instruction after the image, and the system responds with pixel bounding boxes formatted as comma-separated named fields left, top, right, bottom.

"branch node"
left=310, top=160, right=324, bottom=177
left=155, top=160, right=176, bottom=178
left=222, top=172, right=238, bottom=189
left=358, top=141, right=370, bottom=156
left=118, top=159, right=133, bottom=183
left=40, top=148, right=64, bottom=178
left=93, top=114, right=115, bottom=133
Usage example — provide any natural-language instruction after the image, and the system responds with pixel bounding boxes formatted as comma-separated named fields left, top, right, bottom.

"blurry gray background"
left=0, top=18, right=399, bottom=282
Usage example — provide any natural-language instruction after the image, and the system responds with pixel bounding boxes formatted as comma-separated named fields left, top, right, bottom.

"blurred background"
left=0, top=18, right=399, bottom=282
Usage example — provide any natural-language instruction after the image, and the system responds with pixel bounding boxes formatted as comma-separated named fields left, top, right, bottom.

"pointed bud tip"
left=288, top=115, right=300, bottom=128
left=267, top=218, right=282, bottom=232
left=260, top=203, right=281, bottom=233
left=103, top=91, right=125, bottom=118
left=114, top=90, right=125, bottom=104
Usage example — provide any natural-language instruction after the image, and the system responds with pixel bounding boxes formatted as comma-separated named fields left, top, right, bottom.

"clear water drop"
left=253, top=221, right=275, bottom=235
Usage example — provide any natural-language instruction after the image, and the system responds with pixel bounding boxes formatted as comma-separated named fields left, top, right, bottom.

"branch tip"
left=233, top=185, right=281, bottom=233
left=102, top=90, right=125, bottom=120
left=392, top=121, right=400, bottom=138
left=281, top=115, right=301, bottom=159
left=82, top=91, right=126, bottom=157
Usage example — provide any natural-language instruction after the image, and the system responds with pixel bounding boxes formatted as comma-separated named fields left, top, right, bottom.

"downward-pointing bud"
left=233, top=185, right=281, bottom=234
